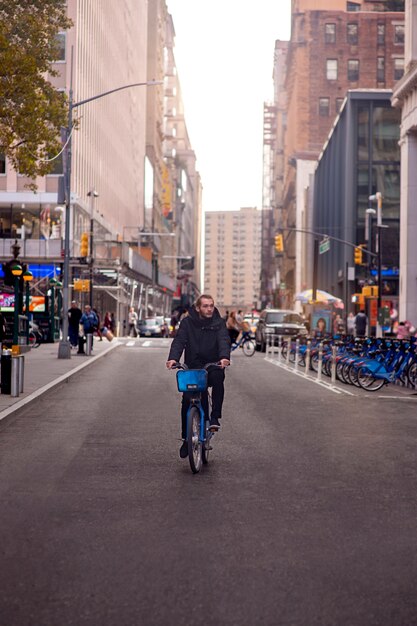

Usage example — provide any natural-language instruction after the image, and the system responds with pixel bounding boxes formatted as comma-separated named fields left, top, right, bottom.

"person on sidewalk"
left=166, top=294, right=231, bottom=459
left=354, top=309, right=368, bottom=338
left=68, top=300, right=82, bottom=349
left=128, top=307, right=138, bottom=337
left=80, top=305, right=98, bottom=351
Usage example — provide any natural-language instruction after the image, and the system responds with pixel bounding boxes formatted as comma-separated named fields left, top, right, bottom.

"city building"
left=262, top=0, right=404, bottom=310
left=392, top=0, right=417, bottom=323
left=204, top=208, right=262, bottom=313
left=0, top=0, right=202, bottom=337
left=312, top=89, right=401, bottom=331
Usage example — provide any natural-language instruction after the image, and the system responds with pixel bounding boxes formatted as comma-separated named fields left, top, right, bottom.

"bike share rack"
left=264, top=334, right=353, bottom=396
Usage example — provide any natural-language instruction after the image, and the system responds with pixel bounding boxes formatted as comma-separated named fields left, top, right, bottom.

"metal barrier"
left=85, top=334, right=93, bottom=356
left=11, top=356, right=20, bottom=397
left=294, top=338, right=300, bottom=373
left=304, top=339, right=311, bottom=377
left=317, top=342, right=323, bottom=382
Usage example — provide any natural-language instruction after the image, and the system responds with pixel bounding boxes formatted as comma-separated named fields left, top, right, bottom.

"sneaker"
left=209, top=416, right=221, bottom=431
left=179, top=440, right=188, bottom=458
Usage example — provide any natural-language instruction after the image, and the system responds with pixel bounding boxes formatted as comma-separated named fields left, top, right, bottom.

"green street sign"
left=319, top=238, right=330, bottom=254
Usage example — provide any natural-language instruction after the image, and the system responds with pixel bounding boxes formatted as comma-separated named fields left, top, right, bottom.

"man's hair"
left=195, top=294, right=214, bottom=308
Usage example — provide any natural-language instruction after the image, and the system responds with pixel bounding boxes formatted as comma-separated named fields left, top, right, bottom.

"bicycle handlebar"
left=170, top=361, right=223, bottom=371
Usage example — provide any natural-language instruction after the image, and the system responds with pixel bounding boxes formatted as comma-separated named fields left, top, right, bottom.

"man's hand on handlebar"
left=166, top=360, right=177, bottom=369
left=219, top=359, right=230, bottom=368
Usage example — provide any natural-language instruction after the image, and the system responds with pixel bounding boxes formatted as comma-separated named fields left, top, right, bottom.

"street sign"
left=73, top=279, right=90, bottom=292
left=319, top=237, right=330, bottom=254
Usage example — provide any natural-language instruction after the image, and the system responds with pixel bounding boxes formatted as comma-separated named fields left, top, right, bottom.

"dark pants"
left=181, top=368, right=225, bottom=439
left=68, top=325, right=78, bottom=347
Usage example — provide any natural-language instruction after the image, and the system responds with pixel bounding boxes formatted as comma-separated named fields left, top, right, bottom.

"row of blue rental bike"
left=282, top=334, right=417, bottom=392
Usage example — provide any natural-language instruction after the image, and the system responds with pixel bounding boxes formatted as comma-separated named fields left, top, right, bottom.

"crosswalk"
left=124, top=338, right=171, bottom=348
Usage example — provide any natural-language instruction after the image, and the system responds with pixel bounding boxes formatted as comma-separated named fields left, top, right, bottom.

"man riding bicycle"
left=166, top=294, right=231, bottom=458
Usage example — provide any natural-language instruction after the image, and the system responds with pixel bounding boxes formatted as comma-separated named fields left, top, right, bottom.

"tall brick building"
left=269, top=0, right=404, bottom=308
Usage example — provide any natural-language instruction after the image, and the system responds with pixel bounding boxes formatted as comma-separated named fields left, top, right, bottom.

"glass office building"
left=313, top=90, right=400, bottom=311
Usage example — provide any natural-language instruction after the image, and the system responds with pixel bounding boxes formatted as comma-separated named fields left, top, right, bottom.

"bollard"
left=18, top=355, right=25, bottom=393
left=11, top=356, right=20, bottom=397
left=1, top=349, right=12, bottom=394
left=331, top=344, right=337, bottom=386
left=317, top=342, right=323, bottom=382
left=85, top=333, right=93, bottom=356
left=278, top=336, right=282, bottom=363
left=305, top=339, right=311, bottom=377
left=286, top=337, right=290, bottom=366
left=294, top=338, right=300, bottom=373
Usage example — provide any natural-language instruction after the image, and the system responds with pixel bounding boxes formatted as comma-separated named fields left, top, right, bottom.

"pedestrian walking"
left=80, top=305, right=98, bottom=351
left=354, top=309, right=368, bottom=337
left=68, top=300, right=82, bottom=348
left=128, top=306, right=138, bottom=337
left=347, top=312, right=355, bottom=335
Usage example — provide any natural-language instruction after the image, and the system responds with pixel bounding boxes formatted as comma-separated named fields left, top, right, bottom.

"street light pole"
left=58, top=68, right=162, bottom=358
left=369, top=192, right=383, bottom=338
left=87, top=189, right=98, bottom=308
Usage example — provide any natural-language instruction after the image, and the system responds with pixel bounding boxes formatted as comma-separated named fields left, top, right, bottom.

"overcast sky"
left=166, top=0, right=291, bottom=212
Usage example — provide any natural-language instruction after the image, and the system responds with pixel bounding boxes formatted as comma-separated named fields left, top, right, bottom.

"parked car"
left=138, top=317, right=163, bottom=337
left=255, top=309, right=307, bottom=352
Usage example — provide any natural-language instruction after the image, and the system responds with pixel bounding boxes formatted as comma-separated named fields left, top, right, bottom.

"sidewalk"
left=0, top=338, right=121, bottom=421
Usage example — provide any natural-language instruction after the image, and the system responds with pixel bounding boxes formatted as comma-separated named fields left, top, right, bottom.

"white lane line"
left=126, top=341, right=136, bottom=347
left=377, top=396, right=417, bottom=400
left=143, top=341, right=152, bottom=347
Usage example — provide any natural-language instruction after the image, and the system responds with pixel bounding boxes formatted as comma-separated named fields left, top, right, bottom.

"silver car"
left=255, top=309, right=307, bottom=352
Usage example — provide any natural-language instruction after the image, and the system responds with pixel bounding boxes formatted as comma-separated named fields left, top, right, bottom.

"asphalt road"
left=1, top=339, right=417, bottom=626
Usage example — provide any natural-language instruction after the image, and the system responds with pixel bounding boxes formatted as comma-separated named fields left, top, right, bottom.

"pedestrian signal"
left=274, top=233, right=284, bottom=253
left=354, top=246, right=363, bottom=265
left=80, top=232, right=89, bottom=258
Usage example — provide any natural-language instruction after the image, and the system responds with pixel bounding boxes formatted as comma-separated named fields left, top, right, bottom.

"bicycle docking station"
left=264, top=334, right=347, bottom=396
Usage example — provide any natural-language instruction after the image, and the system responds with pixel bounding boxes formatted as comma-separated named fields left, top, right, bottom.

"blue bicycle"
left=173, top=362, right=221, bottom=474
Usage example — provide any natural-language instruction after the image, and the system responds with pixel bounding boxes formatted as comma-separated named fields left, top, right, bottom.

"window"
left=0, top=153, right=5, bottom=175
left=377, top=24, right=385, bottom=46
left=55, top=33, right=66, bottom=61
left=319, top=97, right=330, bottom=117
left=347, top=23, right=358, bottom=45
left=335, top=98, right=344, bottom=113
left=394, top=57, right=404, bottom=80
left=377, top=57, right=385, bottom=82
left=394, top=24, right=405, bottom=45
left=325, top=23, right=336, bottom=44
left=326, top=59, right=338, bottom=80
left=348, top=59, right=360, bottom=81
left=347, top=1, right=360, bottom=10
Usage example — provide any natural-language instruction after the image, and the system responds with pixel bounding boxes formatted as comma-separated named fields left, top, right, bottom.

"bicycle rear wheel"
left=357, top=366, right=386, bottom=391
left=242, top=338, right=256, bottom=356
left=407, top=362, right=417, bottom=387
left=187, top=406, right=202, bottom=473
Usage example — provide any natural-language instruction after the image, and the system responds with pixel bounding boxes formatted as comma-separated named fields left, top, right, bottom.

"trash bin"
left=85, top=333, right=93, bottom=356
left=77, top=335, right=85, bottom=354
left=1, top=349, right=12, bottom=395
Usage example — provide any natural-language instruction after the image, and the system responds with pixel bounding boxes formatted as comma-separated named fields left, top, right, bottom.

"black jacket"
left=168, top=307, right=231, bottom=368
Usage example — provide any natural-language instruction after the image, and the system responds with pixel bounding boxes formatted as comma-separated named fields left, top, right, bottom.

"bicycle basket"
left=176, top=369, right=208, bottom=392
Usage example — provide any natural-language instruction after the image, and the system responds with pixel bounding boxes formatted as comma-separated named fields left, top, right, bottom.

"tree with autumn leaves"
left=0, top=0, right=71, bottom=182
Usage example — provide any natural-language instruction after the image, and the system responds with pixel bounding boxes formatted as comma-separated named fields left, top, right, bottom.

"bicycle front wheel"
left=187, top=406, right=202, bottom=474
left=242, top=338, right=256, bottom=356
left=357, top=366, right=386, bottom=391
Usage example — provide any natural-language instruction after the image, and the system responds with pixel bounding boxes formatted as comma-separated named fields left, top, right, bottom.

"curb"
left=0, top=340, right=122, bottom=422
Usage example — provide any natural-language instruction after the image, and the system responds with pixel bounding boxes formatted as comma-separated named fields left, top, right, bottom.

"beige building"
left=0, top=0, right=202, bottom=327
left=204, top=208, right=262, bottom=312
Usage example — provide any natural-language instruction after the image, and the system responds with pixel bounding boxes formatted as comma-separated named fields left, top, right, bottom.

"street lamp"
left=23, top=269, right=33, bottom=344
left=368, top=192, right=387, bottom=338
left=11, top=262, right=23, bottom=347
left=87, top=189, right=99, bottom=308
left=58, top=67, right=163, bottom=359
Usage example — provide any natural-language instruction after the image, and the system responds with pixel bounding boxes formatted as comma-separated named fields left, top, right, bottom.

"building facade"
left=0, top=0, right=201, bottom=335
left=313, top=90, right=401, bottom=330
left=392, top=0, right=417, bottom=324
left=204, top=208, right=262, bottom=312
left=266, top=0, right=404, bottom=310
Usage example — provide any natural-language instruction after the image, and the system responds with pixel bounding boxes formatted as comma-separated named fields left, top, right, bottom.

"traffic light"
left=354, top=245, right=363, bottom=264
left=274, top=233, right=284, bottom=253
left=80, top=232, right=89, bottom=258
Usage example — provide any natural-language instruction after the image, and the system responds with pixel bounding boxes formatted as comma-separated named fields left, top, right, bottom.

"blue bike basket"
left=176, top=369, right=208, bottom=392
